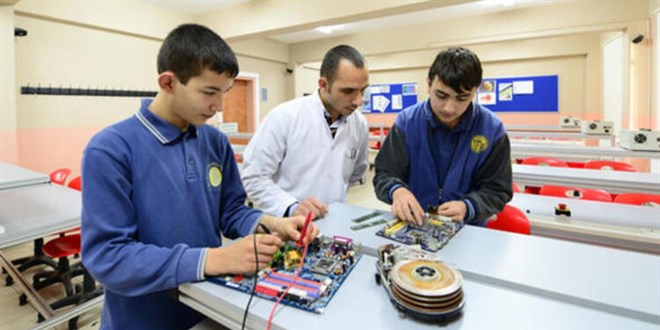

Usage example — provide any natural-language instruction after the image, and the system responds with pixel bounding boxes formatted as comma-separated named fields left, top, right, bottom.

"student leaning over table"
left=373, top=47, right=513, bottom=226
left=80, top=23, right=318, bottom=330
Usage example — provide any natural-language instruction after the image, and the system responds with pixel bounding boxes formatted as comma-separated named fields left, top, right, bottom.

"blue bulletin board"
left=362, top=83, right=418, bottom=113
left=476, top=75, right=558, bottom=112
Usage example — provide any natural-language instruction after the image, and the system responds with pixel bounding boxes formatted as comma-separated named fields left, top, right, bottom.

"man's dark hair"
left=157, top=24, right=239, bottom=84
left=320, top=45, right=365, bottom=85
left=428, top=47, right=482, bottom=93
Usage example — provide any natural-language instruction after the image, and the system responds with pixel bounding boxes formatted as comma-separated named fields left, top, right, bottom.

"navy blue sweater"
left=82, top=99, right=262, bottom=329
left=374, top=100, right=512, bottom=224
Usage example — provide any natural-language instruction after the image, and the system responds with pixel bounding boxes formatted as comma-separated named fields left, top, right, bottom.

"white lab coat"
left=242, top=92, right=369, bottom=217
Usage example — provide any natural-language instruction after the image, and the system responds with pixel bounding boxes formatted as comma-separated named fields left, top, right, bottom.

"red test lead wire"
left=267, top=211, right=313, bottom=330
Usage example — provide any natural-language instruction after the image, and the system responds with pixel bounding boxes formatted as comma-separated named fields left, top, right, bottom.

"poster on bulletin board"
left=476, top=75, right=558, bottom=112
left=362, top=82, right=418, bottom=113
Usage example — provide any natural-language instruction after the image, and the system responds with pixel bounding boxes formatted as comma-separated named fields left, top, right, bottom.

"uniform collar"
left=135, top=98, right=197, bottom=145
left=425, top=100, right=474, bottom=132
left=315, top=90, right=345, bottom=125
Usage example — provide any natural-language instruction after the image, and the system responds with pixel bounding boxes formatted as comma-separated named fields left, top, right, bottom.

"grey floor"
left=0, top=242, right=102, bottom=330
left=0, top=163, right=387, bottom=329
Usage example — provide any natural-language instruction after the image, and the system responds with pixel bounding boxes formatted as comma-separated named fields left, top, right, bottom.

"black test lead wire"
left=241, top=223, right=271, bottom=330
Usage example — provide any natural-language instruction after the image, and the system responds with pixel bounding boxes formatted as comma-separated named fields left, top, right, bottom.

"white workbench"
left=512, top=164, right=660, bottom=195
left=0, top=162, right=50, bottom=190
left=179, top=203, right=660, bottom=329
left=511, top=142, right=660, bottom=160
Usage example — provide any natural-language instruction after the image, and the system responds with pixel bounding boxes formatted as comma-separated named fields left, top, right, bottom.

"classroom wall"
left=13, top=15, right=161, bottom=176
left=231, top=38, right=292, bottom=122
left=2, top=1, right=291, bottom=176
left=1, top=0, right=657, bottom=175
left=293, top=65, right=320, bottom=99
left=653, top=8, right=660, bottom=131
left=0, top=5, right=18, bottom=164
left=359, top=34, right=596, bottom=127
left=288, top=1, right=653, bottom=129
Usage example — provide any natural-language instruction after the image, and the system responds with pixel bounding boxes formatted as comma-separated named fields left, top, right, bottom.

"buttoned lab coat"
left=242, top=92, right=369, bottom=217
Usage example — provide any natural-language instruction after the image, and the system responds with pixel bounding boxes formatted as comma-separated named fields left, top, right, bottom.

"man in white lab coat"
left=242, top=45, right=370, bottom=219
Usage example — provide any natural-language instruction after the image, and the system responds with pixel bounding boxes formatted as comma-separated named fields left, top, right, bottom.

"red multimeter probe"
left=296, top=211, right=313, bottom=247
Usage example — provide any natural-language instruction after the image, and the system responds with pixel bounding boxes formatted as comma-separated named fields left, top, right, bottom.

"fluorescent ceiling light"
left=483, top=0, right=516, bottom=7
left=501, top=0, right=515, bottom=7
left=315, top=25, right=343, bottom=34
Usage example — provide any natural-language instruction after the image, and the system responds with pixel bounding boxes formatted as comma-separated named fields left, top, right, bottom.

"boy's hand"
left=204, top=234, right=282, bottom=276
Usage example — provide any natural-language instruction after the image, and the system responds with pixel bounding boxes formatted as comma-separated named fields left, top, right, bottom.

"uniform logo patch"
left=470, top=135, right=489, bottom=154
left=208, top=164, right=222, bottom=188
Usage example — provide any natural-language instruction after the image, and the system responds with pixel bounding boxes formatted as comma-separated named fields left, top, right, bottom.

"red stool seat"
left=584, top=160, right=636, bottom=172
left=487, top=205, right=530, bottom=235
left=566, top=161, right=585, bottom=168
left=43, top=234, right=81, bottom=259
left=540, top=185, right=612, bottom=202
left=613, top=193, right=660, bottom=206
left=50, top=168, right=71, bottom=185
left=370, top=141, right=382, bottom=150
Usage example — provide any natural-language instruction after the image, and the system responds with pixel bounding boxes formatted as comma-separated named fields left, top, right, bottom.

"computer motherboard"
left=375, top=214, right=462, bottom=252
left=208, top=235, right=362, bottom=314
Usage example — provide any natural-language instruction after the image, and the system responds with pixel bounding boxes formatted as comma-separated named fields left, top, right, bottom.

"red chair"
left=370, top=141, right=382, bottom=150
left=584, top=160, right=637, bottom=172
left=50, top=168, right=71, bottom=185
left=512, top=183, right=520, bottom=193
left=22, top=176, right=83, bottom=301
left=369, top=127, right=390, bottom=151
left=521, top=157, right=569, bottom=167
left=58, top=176, right=82, bottom=235
left=28, top=175, right=103, bottom=326
left=486, top=205, right=530, bottom=235
left=613, top=193, right=660, bottom=206
left=32, top=234, right=82, bottom=298
left=566, top=162, right=585, bottom=168
left=67, top=175, right=82, bottom=190
left=540, top=185, right=612, bottom=202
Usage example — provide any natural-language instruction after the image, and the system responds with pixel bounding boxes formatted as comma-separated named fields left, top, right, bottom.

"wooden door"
left=223, top=79, right=250, bottom=145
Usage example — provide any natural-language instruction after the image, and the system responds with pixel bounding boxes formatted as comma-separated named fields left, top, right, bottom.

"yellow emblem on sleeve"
left=208, top=166, right=222, bottom=187
left=470, top=135, right=488, bottom=154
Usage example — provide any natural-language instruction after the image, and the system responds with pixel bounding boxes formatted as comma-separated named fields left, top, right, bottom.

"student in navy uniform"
left=241, top=45, right=370, bottom=220
left=81, top=24, right=319, bottom=330
left=373, top=47, right=512, bottom=226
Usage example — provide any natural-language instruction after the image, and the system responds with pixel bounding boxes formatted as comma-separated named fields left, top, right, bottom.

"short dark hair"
left=428, top=47, right=482, bottom=93
left=157, top=24, right=239, bottom=84
left=320, top=45, right=365, bottom=85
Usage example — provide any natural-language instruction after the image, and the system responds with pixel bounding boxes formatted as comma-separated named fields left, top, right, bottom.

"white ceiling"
left=140, top=0, right=550, bottom=44
left=138, top=0, right=249, bottom=15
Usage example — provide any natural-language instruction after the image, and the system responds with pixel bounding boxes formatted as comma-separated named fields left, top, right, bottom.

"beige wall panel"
left=296, top=32, right=599, bottom=128
left=231, top=38, right=289, bottom=64
left=294, top=65, right=320, bottom=101
left=1, top=5, right=17, bottom=163
left=651, top=9, right=659, bottom=130
left=13, top=14, right=162, bottom=173
left=15, top=15, right=161, bottom=129
left=14, top=0, right=192, bottom=39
